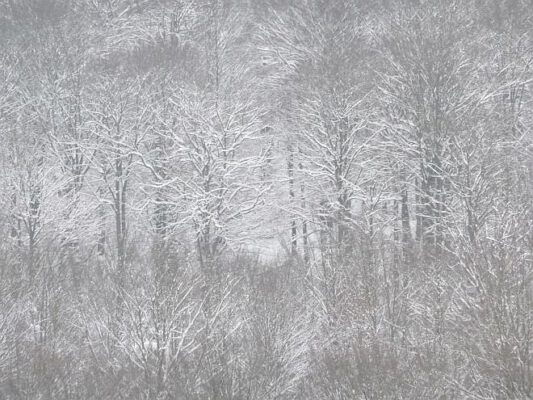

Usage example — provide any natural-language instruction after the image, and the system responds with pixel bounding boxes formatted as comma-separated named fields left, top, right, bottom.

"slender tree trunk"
left=299, top=159, right=310, bottom=265
left=114, top=157, right=127, bottom=289
left=288, top=143, right=297, bottom=256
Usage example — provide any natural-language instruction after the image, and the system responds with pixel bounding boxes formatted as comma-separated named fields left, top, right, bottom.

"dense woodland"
left=0, top=0, right=532, bottom=399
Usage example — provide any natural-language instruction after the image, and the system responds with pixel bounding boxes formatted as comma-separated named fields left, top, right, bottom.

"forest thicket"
left=0, top=1, right=532, bottom=399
